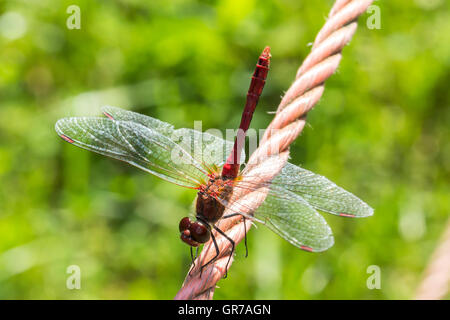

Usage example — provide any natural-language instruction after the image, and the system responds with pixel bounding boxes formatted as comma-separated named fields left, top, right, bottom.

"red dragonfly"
left=56, top=47, right=373, bottom=275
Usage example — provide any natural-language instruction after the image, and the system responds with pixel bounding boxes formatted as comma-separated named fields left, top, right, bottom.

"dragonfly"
left=55, top=47, right=373, bottom=276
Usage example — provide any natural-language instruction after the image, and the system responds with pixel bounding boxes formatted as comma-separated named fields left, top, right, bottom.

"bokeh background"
left=0, top=0, right=449, bottom=299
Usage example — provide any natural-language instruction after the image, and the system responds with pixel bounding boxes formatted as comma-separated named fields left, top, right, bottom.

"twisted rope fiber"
left=415, top=219, right=450, bottom=300
left=175, top=0, right=374, bottom=300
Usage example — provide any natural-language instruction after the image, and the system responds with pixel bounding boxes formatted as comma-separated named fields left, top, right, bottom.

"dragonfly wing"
left=55, top=117, right=207, bottom=188
left=101, top=106, right=174, bottom=136
left=172, top=128, right=245, bottom=170
left=273, top=163, right=374, bottom=217
left=101, top=106, right=245, bottom=171
left=256, top=190, right=334, bottom=252
left=223, top=183, right=334, bottom=252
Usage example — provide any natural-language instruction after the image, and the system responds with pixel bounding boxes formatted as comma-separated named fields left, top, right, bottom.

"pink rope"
left=175, top=0, right=374, bottom=300
left=415, top=219, right=450, bottom=300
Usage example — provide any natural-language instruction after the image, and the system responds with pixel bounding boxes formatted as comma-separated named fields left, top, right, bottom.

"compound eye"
left=180, top=230, right=200, bottom=247
left=190, top=222, right=210, bottom=243
left=179, top=217, right=192, bottom=232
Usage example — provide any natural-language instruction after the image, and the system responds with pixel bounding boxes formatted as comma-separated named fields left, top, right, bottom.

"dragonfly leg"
left=200, top=233, right=220, bottom=278
left=188, top=247, right=196, bottom=277
left=213, top=225, right=235, bottom=279
left=243, top=216, right=248, bottom=258
left=221, top=213, right=248, bottom=258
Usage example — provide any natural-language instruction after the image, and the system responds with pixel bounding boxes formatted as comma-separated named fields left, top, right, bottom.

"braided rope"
left=415, top=219, right=450, bottom=300
left=175, top=0, right=374, bottom=300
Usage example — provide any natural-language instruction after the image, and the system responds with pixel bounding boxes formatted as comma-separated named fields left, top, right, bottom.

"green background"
left=0, top=0, right=449, bottom=299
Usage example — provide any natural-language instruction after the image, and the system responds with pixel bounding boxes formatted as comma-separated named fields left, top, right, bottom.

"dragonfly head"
left=179, top=217, right=210, bottom=247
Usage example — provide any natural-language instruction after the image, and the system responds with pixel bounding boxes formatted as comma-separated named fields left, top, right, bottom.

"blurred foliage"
left=0, top=0, right=449, bottom=299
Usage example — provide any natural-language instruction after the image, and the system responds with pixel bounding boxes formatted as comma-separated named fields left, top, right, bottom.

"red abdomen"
left=222, top=47, right=271, bottom=178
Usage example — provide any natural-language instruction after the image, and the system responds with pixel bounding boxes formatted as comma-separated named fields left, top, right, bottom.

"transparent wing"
left=55, top=117, right=208, bottom=188
left=255, top=188, right=334, bottom=252
left=172, top=128, right=245, bottom=171
left=102, top=106, right=174, bottom=136
left=101, top=106, right=245, bottom=170
left=272, top=163, right=374, bottom=217
left=223, top=183, right=334, bottom=252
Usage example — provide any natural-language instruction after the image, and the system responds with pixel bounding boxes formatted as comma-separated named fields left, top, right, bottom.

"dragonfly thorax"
left=196, top=176, right=234, bottom=224
left=179, top=176, right=234, bottom=247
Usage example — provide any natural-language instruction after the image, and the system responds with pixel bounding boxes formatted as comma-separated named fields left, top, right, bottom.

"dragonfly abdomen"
left=222, top=47, right=271, bottom=179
